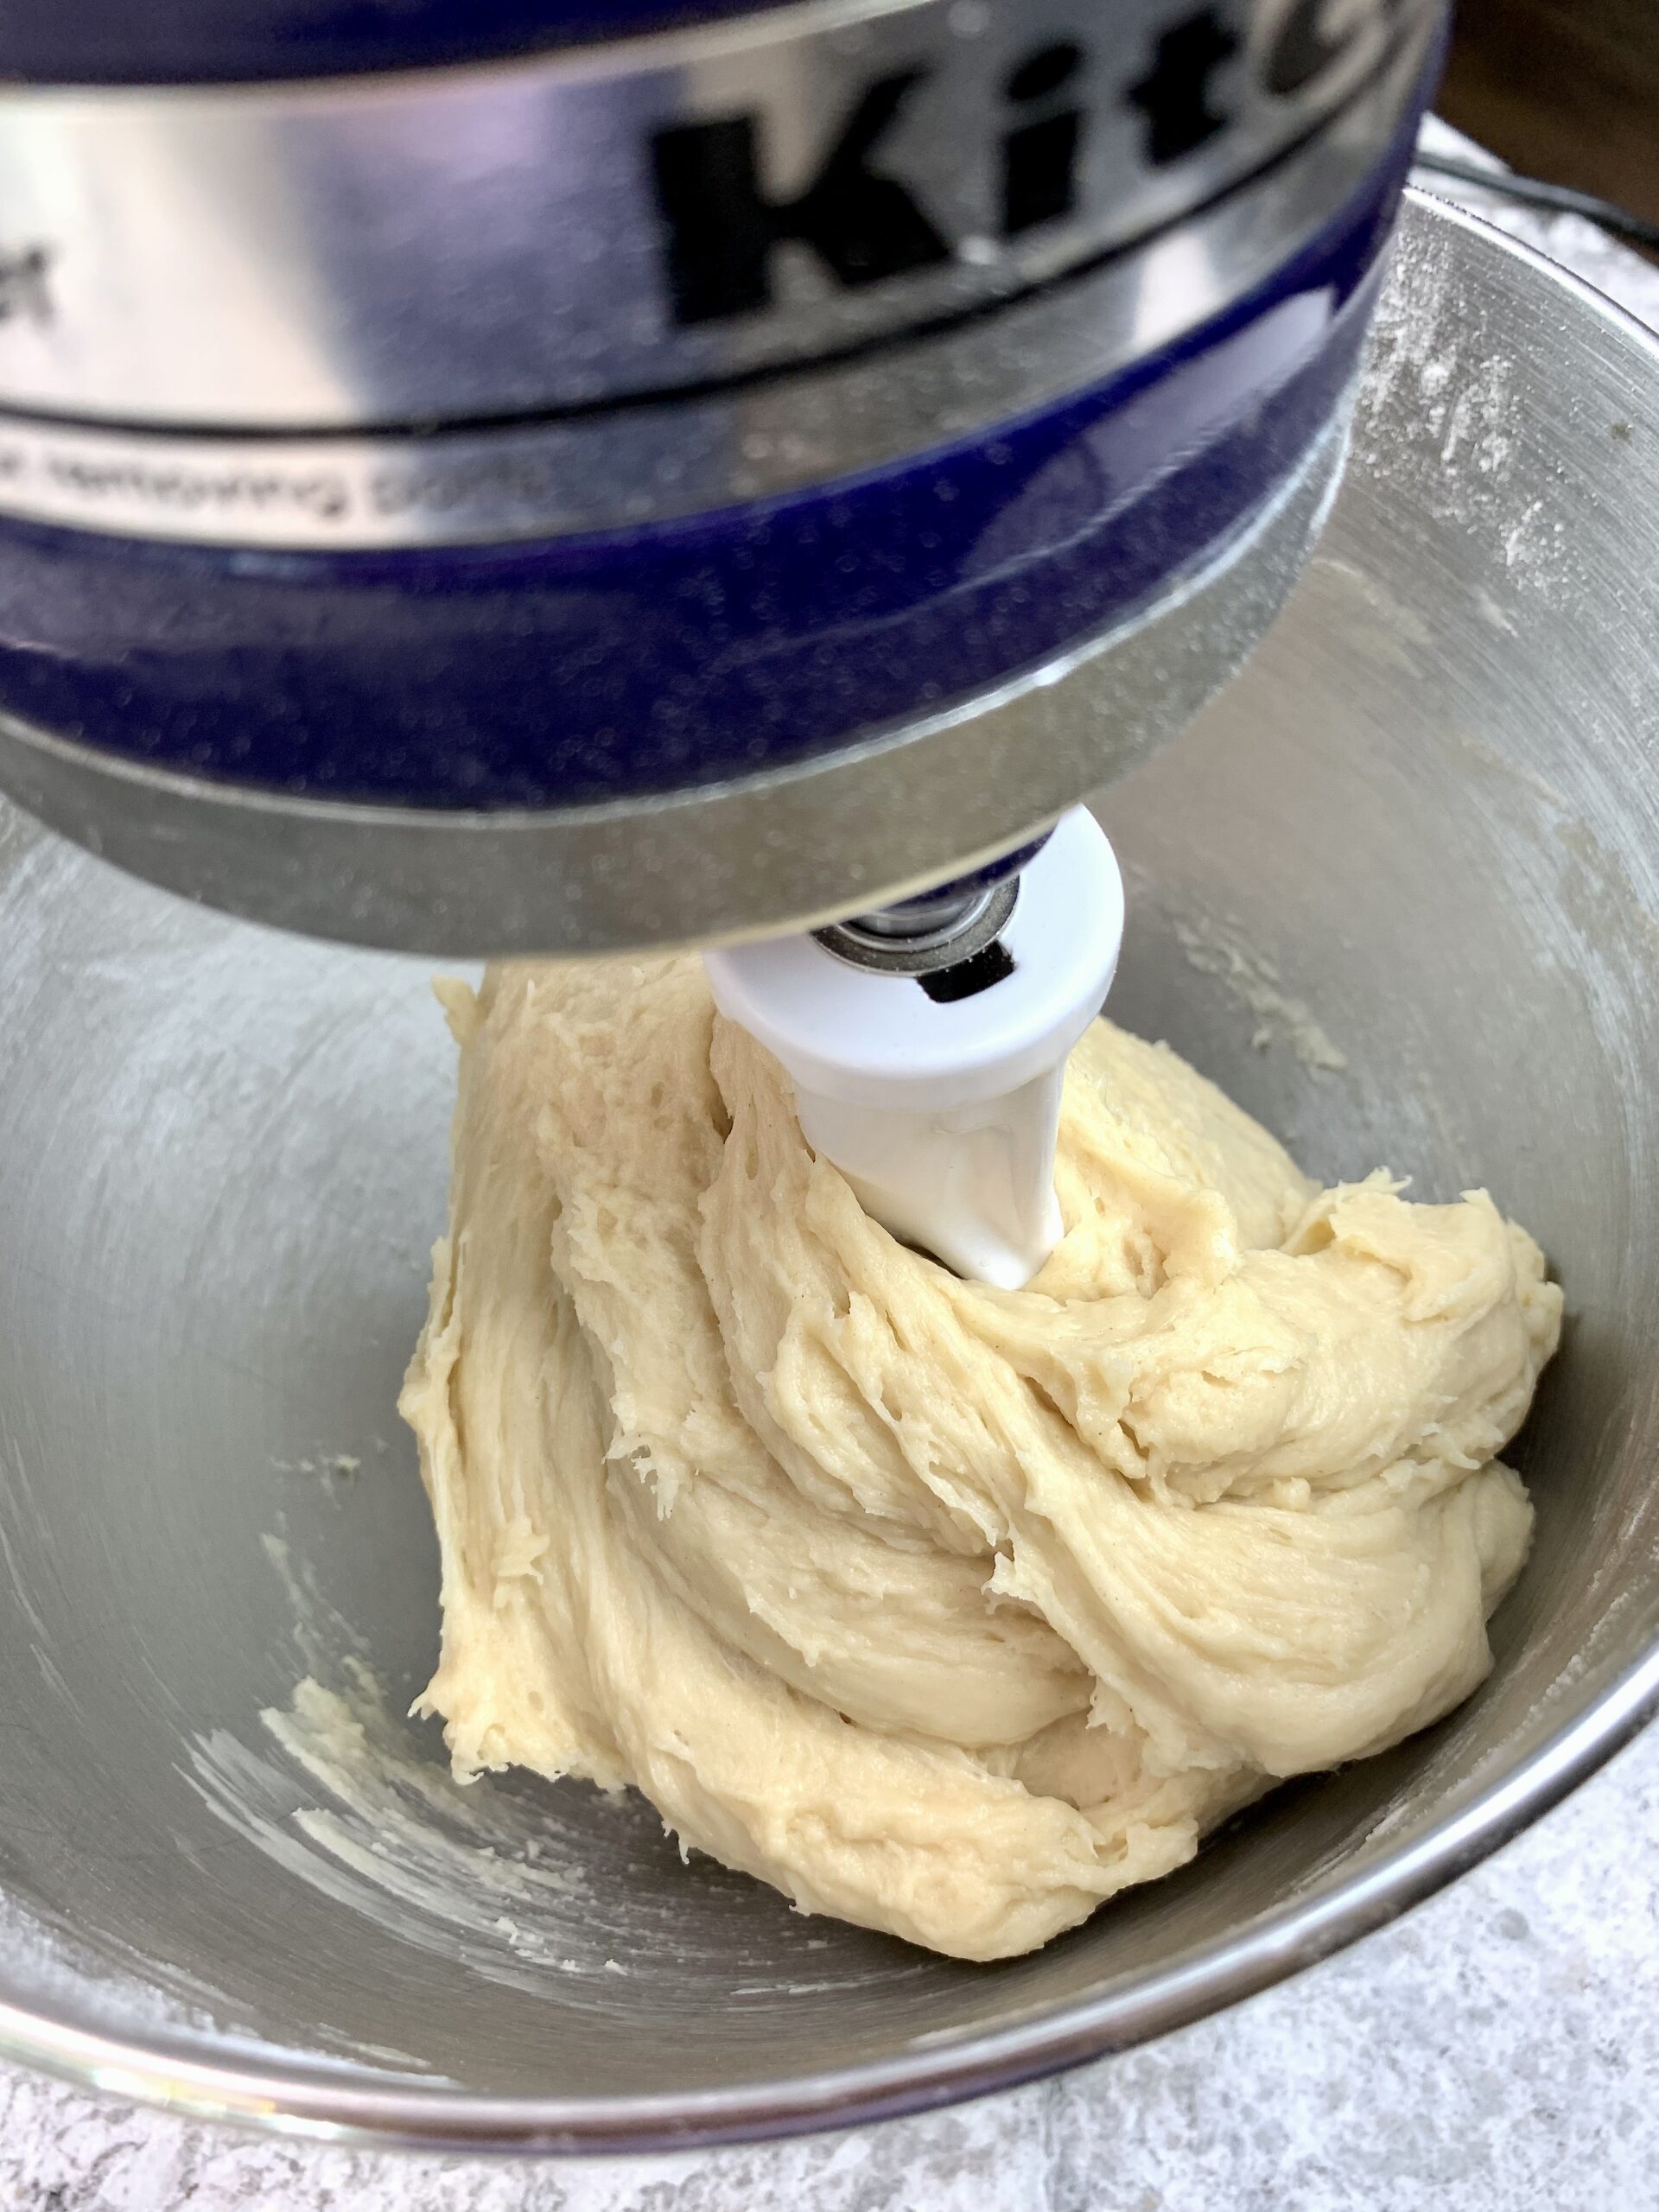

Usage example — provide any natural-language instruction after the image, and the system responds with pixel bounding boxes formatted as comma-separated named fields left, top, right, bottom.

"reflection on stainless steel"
left=0, top=194, right=1657, bottom=2150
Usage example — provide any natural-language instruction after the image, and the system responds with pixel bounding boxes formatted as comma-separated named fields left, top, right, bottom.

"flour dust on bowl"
left=1, top=196, right=1658, bottom=2151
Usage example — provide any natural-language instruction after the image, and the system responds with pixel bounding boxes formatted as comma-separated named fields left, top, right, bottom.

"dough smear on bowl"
left=401, top=957, right=1561, bottom=1961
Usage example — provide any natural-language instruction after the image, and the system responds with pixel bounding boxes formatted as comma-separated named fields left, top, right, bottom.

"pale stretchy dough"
left=401, top=957, right=1560, bottom=1961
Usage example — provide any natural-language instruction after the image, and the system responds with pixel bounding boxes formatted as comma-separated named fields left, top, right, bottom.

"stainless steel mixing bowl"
left=2, top=192, right=1657, bottom=2153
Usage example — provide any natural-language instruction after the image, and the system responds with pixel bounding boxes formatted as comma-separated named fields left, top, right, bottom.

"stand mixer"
left=0, top=0, right=1440, bottom=1286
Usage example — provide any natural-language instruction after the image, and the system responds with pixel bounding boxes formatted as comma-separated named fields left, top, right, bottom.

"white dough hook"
left=705, top=809, right=1125, bottom=1288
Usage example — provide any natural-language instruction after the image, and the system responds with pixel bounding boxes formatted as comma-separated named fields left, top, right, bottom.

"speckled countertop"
left=6, top=127, right=1658, bottom=2212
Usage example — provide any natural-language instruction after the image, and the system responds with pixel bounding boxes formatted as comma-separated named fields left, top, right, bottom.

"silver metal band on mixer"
left=0, top=0, right=1435, bottom=545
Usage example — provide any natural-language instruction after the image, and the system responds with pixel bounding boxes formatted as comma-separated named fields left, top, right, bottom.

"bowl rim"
left=4, top=191, right=1659, bottom=2155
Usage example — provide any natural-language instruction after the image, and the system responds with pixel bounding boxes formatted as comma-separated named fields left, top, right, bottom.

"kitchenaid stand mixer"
left=0, top=0, right=1442, bottom=1287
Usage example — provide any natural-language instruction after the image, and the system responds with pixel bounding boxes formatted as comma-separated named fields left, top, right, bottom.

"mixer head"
left=0, top=0, right=1444, bottom=956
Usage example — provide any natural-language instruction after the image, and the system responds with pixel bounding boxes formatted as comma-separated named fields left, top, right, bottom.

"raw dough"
left=401, top=957, right=1560, bottom=1961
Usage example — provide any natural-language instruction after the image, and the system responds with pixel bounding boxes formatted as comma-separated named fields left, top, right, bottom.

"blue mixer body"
left=2, top=0, right=798, bottom=81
